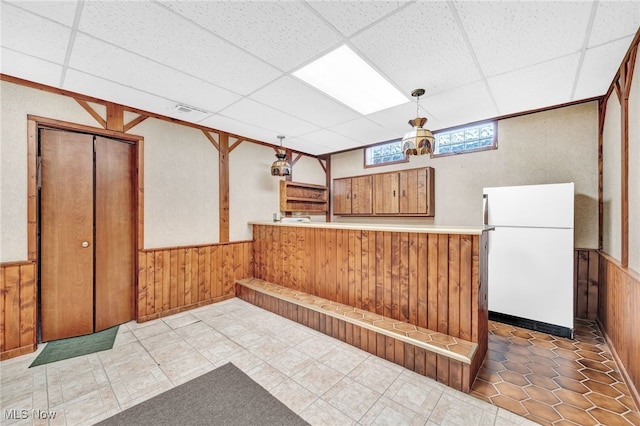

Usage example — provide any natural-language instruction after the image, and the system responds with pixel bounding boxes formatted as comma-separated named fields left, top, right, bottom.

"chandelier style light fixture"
left=402, top=88, right=434, bottom=156
left=270, top=135, right=292, bottom=176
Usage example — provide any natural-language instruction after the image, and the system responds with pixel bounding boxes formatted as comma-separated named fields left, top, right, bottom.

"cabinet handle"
left=353, top=193, right=357, bottom=199
left=393, top=190, right=396, bottom=197
left=346, top=194, right=350, bottom=200
left=402, top=190, right=406, bottom=197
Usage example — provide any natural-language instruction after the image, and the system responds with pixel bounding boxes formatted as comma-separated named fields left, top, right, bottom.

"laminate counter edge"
left=249, top=221, right=493, bottom=235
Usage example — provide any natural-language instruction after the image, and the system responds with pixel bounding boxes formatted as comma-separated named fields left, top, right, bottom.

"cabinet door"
left=374, top=172, right=399, bottom=214
left=399, top=167, right=434, bottom=216
left=399, top=168, right=425, bottom=214
left=352, top=175, right=373, bottom=214
left=333, top=178, right=352, bottom=215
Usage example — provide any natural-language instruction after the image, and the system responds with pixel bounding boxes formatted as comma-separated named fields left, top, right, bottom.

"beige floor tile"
left=359, top=396, right=428, bottom=426
left=129, top=321, right=171, bottom=340
left=299, top=397, right=357, bottom=426
left=271, top=378, right=318, bottom=414
left=292, top=361, right=344, bottom=396
left=347, top=357, right=402, bottom=392
left=383, top=369, right=445, bottom=417
left=245, top=361, right=288, bottom=391
left=322, top=376, right=381, bottom=421
left=267, top=347, right=315, bottom=377
left=163, top=312, right=200, bottom=330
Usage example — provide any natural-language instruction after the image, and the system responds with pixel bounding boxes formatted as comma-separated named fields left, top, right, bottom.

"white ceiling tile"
left=307, top=1, right=408, bottom=37
left=574, top=36, right=635, bottom=100
left=424, top=82, right=499, bottom=129
left=198, top=114, right=272, bottom=143
left=294, top=129, right=359, bottom=154
left=455, top=1, right=592, bottom=77
left=79, top=0, right=281, bottom=95
left=63, top=69, right=179, bottom=116
left=589, top=2, right=640, bottom=47
left=367, top=102, right=445, bottom=136
left=4, top=0, right=78, bottom=26
left=488, top=54, right=580, bottom=115
left=219, top=98, right=320, bottom=138
left=160, top=1, right=341, bottom=72
left=68, top=34, right=240, bottom=114
left=0, top=2, right=70, bottom=64
left=351, top=2, right=480, bottom=96
left=0, top=48, right=63, bottom=87
left=250, top=76, right=360, bottom=128
left=328, top=117, right=399, bottom=145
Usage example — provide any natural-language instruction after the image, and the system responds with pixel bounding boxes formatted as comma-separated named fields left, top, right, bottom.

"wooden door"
left=333, top=178, right=352, bottom=215
left=94, top=136, right=135, bottom=331
left=373, top=172, right=399, bottom=214
left=352, top=175, right=373, bottom=215
left=40, top=130, right=95, bottom=341
left=40, top=130, right=136, bottom=341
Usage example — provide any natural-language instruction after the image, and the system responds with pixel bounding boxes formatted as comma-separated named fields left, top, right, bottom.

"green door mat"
left=29, top=326, right=119, bottom=368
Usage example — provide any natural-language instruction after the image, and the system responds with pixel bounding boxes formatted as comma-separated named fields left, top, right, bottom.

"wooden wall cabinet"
left=333, top=176, right=373, bottom=215
left=335, top=167, right=434, bottom=217
left=279, top=180, right=328, bottom=213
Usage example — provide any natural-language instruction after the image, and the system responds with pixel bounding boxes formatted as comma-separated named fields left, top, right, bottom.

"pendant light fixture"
left=270, top=135, right=292, bottom=176
left=402, top=88, right=434, bottom=156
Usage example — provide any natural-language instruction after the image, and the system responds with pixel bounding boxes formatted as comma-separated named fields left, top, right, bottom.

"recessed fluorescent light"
left=293, top=45, right=408, bottom=115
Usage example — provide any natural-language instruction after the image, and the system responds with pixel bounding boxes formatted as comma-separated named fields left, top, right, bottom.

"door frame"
left=27, top=115, right=144, bottom=339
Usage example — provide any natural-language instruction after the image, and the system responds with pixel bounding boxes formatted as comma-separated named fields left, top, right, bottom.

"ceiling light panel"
left=351, top=2, right=480, bottom=96
left=160, top=1, right=340, bottom=72
left=455, top=1, right=592, bottom=77
left=294, top=45, right=408, bottom=115
left=79, top=1, right=281, bottom=95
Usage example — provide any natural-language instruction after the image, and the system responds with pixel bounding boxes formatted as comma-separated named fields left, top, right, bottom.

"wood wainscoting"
left=252, top=224, right=489, bottom=382
left=137, top=241, right=254, bottom=322
left=0, top=262, right=37, bottom=360
left=598, top=253, right=640, bottom=409
left=574, top=249, right=599, bottom=320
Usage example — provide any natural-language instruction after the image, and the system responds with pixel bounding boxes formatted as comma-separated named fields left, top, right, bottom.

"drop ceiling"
left=1, top=1, right=638, bottom=156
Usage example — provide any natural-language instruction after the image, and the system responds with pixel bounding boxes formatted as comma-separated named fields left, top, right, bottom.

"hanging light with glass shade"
left=402, top=88, right=434, bottom=156
left=270, top=135, right=292, bottom=176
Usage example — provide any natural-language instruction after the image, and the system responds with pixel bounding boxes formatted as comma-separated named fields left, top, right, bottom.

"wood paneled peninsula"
left=239, top=221, right=492, bottom=392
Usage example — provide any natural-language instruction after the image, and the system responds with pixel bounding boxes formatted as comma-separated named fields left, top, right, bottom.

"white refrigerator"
left=483, top=183, right=574, bottom=338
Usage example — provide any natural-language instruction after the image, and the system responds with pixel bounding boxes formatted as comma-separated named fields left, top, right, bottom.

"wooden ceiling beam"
left=75, top=99, right=106, bottom=129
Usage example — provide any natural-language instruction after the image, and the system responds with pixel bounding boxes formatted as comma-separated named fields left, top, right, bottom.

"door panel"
left=352, top=176, right=373, bottom=215
left=95, top=137, right=135, bottom=331
left=333, top=178, right=352, bottom=215
left=373, top=173, right=398, bottom=214
left=40, top=130, right=94, bottom=341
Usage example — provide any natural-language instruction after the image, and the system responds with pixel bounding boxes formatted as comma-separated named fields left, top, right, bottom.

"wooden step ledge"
left=236, top=277, right=477, bottom=365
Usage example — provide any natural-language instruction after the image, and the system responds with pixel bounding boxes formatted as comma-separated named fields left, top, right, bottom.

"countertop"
left=249, top=221, right=493, bottom=235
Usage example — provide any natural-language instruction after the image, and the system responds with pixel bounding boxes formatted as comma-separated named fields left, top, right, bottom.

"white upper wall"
left=331, top=102, right=599, bottom=249
left=602, top=95, right=622, bottom=260
left=626, top=48, right=639, bottom=274
left=0, top=81, right=101, bottom=262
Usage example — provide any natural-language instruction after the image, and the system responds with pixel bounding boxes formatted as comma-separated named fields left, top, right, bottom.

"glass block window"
left=364, top=139, right=408, bottom=168
left=433, top=122, right=497, bottom=157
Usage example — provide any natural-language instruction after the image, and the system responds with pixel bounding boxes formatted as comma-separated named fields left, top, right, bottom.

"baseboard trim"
left=489, top=311, right=573, bottom=338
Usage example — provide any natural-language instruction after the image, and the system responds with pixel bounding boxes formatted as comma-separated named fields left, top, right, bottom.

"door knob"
left=82, top=241, right=90, bottom=248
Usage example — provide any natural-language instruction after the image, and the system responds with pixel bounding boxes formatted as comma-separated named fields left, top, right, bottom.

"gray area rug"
left=97, top=362, right=308, bottom=426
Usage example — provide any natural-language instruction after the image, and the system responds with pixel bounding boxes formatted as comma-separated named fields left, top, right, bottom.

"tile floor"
left=471, top=319, right=640, bottom=425
left=0, top=298, right=636, bottom=425
left=1, top=298, right=535, bottom=426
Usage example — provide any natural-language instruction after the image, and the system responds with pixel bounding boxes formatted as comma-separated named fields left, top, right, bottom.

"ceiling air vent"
left=174, top=104, right=208, bottom=114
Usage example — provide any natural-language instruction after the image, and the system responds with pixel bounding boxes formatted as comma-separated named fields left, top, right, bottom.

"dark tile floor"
left=471, top=319, right=640, bottom=425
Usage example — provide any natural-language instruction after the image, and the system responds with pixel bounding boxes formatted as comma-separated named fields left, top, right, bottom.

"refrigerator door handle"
left=482, top=194, right=488, bottom=225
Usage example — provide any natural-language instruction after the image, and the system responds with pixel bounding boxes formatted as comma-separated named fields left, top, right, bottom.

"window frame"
left=431, top=121, right=497, bottom=158
left=363, top=138, right=409, bottom=168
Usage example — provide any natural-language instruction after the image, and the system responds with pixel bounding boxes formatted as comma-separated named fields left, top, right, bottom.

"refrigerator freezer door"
left=488, top=226, right=574, bottom=330
left=484, top=183, right=574, bottom=228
